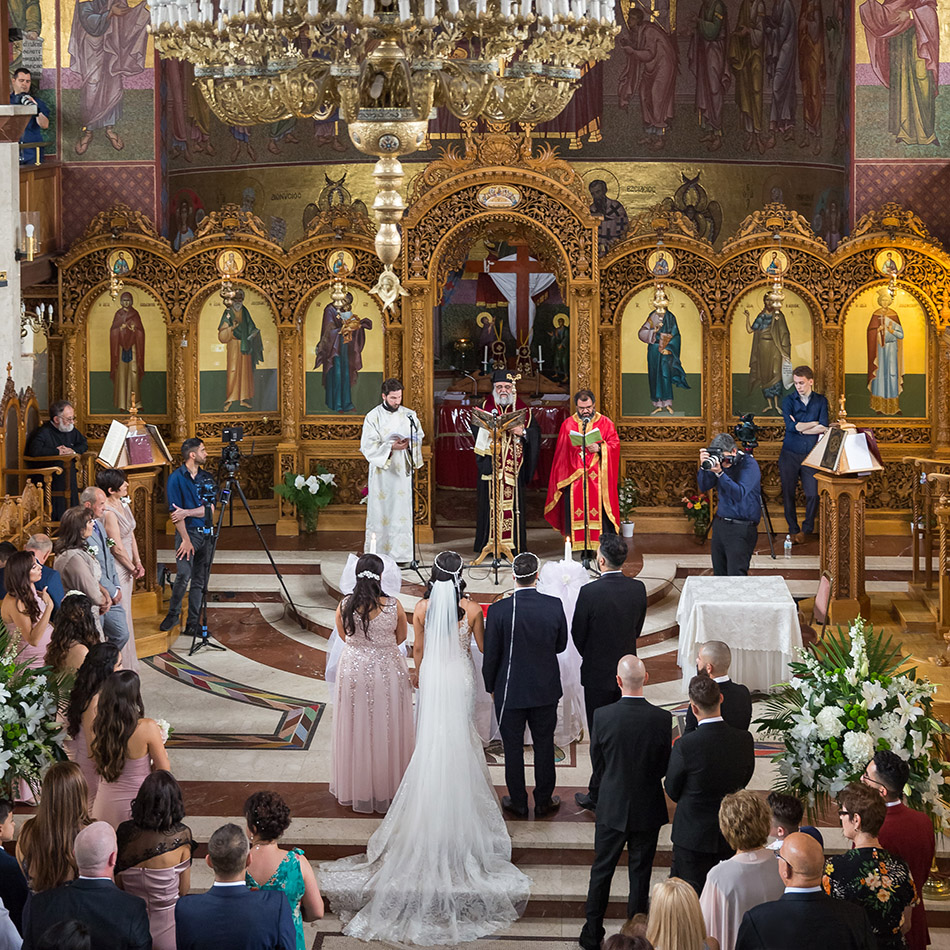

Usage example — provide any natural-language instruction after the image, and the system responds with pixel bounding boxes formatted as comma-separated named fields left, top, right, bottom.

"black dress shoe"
left=574, top=792, right=596, bottom=812
left=159, top=614, right=179, bottom=632
left=501, top=796, right=529, bottom=819
left=534, top=795, right=561, bottom=818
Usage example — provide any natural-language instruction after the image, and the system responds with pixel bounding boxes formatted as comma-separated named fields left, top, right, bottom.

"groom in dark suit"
left=571, top=534, right=647, bottom=811
left=484, top=552, right=568, bottom=819
left=580, top=655, right=672, bottom=950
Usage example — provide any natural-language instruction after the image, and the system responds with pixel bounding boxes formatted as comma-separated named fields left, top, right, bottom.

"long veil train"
left=318, top=579, right=532, bottom=945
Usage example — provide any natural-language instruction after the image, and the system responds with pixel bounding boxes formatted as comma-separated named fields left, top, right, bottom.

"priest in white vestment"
left=360, top=378, right=424, bottom=563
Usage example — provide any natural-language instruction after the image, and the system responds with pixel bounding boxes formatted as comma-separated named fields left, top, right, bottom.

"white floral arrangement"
left=154, top=718, right=173, bottom=744
left=758, top=618, right=950, bottom=829
left=0, top=625, right=68, bottom=794
left=274, top=467, right=338, bottom=532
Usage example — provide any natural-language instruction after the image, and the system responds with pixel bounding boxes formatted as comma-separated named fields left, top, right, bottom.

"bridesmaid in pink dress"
left=1, top=551, right=54, bottom=668
left=89, top=670, right=171, bottom=828
left=331, top=554, right=414, bottom=814
left=98, top=468, right=145, bottom=672
left=64, top=642, right=123, bottom=809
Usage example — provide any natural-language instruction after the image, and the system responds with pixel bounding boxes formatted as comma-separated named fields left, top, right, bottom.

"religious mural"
left=729, top=285, right=814, bottom=416
left=87, top=285, right=167, bottom=416
left=197, top=286, right=279, bottom=413
left=620, top=285, right=704, bottom=417
left=842, top=284, right=928, bottom=418
left=304, top=287, right=383, bottom=416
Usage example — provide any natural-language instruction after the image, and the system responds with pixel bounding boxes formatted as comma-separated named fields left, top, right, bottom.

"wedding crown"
left=434, top=551, right=463, bottom=578
left=63, top=589, right=88, bottom=600
left=512, top=553, right=541, bottom=578
left=357, top=570, right=381, bottom=580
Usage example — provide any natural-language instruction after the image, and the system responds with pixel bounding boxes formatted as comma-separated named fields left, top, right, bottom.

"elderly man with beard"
left=472, top=370, right=540, bottom=557
left=26, top=400, right=89, bottom=519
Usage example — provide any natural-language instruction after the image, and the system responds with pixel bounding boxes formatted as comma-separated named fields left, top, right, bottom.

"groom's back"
left=484, top=589, right=568, bottom=709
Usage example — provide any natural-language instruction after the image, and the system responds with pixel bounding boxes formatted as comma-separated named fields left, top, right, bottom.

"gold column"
left=708, top=325, right=728, bottom=437
left=571, top=283, right=596, bottom=397
left=816, top=471, right=870, bottom=623
left=276, top=325, right=300, bottom=536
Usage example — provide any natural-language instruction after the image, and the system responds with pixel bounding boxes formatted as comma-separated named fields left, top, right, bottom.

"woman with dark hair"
left=824, top=782, right=915, bottom=950
left=0, top=549, right=54, bottom=667
left=116, top=771, right=195, bottom=950
left=245, top=790, right=324, bottom=949
left=53, top=507, right=109, bottom=631
left=15, top=761, right=91, bottom=892
left=97, top=467, right=143, bottom=673
left=89, top=670, right=170, bottom=827
left=35, top=919, right=92, bottom=950
left=45, top=592, right=101, bottom=673
left=64, top=642, right=122, bottom=807
left=330, top=552, right=413, bottom=813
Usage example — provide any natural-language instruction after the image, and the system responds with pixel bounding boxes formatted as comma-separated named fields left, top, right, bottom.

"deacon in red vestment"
left=472, top=370, right=540, bottom=556
left=544, top=390, right=620, bottom=552
left=864, top=751, right=936, bottom=950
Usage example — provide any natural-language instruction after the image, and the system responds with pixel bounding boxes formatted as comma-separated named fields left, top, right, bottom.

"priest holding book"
left=545, top=390, right=621, bottom=555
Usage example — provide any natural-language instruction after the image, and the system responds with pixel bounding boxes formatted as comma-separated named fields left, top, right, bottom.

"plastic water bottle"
left=784, top=535, right=793, bottom=559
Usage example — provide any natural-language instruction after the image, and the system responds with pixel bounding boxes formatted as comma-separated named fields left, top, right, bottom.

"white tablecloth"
left=675, top=575, right=803, bottom=693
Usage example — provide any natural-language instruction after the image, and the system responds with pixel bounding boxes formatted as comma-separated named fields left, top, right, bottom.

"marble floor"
left=14, top=525, right=950, bottom=949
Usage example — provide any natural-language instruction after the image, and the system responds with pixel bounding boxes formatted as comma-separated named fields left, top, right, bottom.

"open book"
left=569, top=426, right=602, bottom=448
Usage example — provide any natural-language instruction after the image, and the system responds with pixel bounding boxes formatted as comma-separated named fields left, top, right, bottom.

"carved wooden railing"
left=905, top=458, right=950, bottom=589
left=0, top=480, right=50, bottom=546
left=21, top=452, right=94, bottom=523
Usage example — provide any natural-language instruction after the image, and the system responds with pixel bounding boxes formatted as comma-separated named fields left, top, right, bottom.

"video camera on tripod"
left=220, top=425, right=244, bottom=474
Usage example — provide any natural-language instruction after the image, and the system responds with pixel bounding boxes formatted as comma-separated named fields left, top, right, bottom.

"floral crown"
left=357, top=570, right=381, bottom=580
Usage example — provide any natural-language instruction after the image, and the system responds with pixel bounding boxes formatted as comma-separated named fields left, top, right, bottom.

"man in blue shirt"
left=698, top=433, right=762, bottom=576
left=10, top=67, right=50, bottom=164
left=161, top=438, right=215, bottom=635
left=778, top=366, right=828, bottom=544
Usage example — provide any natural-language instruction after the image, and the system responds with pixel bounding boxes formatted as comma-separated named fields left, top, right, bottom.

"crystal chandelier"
left=149, top=0, right=617, bottom=290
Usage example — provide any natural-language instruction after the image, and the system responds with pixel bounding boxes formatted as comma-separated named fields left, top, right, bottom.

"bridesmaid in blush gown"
left=90, top=670, right=171, bottom=828
left=1, top=551, right=54, bottom=668
left=331, top=553, right=414, bottom=814
left=98, top=468, right=145, bottom=672
left=64, top=642, right=123, bottom=809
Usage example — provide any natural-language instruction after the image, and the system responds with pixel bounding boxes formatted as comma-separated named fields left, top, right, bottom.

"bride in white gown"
left=318, top=552, right=532, bottom=945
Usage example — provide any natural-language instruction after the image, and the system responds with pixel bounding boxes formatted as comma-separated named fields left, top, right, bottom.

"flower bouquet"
left=619, top=478, right=640, bottom=522
left=757, top=618, right=950, bottom=830
left=0, top=625, right=68, bottom=796
left=681, top=492, right=711, bottom=538
left=274, top=468, right=337, bottom=532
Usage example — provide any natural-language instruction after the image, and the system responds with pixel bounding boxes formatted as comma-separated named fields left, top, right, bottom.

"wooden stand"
left=815, top=472, right=871, bottom=624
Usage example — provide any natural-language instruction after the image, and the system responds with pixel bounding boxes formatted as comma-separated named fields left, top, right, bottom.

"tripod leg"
left=760, top=494, right=776, bottom=559
left=189, top=489, right=228, bottom=656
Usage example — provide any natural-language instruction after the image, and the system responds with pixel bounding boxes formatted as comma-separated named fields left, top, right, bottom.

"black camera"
left=196, top=478, right=218, bottom=506
left=223, top=426, right=244, bottom=443
left=733, top=413, right=759, bottom=450
left=220, top=426, right=244, bottom=473
left=700, top=448, right=725, bottom=471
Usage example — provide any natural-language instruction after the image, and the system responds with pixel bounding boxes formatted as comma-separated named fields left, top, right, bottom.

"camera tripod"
left=188, top=469, right=303, bottom=656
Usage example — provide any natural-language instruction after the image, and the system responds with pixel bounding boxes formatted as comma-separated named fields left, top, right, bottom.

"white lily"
left=294, top=475, right=306, bottom=490
left=896, top=692, right=924, bottom=729
left=861, top=680, right=888, bottom=711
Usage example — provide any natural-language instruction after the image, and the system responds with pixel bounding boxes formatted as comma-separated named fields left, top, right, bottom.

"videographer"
left=10, top=68, right=49, bottom=165
left=698, top=433, right=762, bottom=576
left=779, top=365, right=828, bottom=545
left=160, top=438, right=215, bottom=636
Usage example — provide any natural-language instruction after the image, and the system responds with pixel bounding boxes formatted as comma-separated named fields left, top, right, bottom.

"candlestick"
left=369, top=532, right=377, bottom=554
left=564, top=536, right=572, bottom=561
left=537, top=346, right=544, bottom=372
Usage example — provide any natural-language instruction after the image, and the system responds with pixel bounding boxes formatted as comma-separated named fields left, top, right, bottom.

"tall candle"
left=370, top=532, right=377, bottom=554
left=483, top=345, right=489, bottom=365
left=564, top=536, right=572, bottom=561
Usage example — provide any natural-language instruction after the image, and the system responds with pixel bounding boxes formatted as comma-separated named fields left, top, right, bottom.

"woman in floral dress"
left=824, top=782, right=916, bottom=950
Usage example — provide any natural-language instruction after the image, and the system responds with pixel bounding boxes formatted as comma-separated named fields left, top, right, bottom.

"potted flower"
left=681, top=492, right=711, bottom=541
left=618, top=477, right=639, bottom=538
left=274, top=467, right=337, bottom=533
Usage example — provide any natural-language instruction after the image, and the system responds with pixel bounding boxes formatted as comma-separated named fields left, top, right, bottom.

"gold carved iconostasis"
left=50, top=134, right=950, bottom=536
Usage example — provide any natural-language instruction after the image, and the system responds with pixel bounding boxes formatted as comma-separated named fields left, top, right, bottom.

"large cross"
left=464, top=245, right=551, bottom=343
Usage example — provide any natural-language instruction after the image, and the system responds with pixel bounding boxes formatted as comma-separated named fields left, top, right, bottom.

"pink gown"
left=12, top=591, right=53, bottom=668
left=64, top=724, right=100, bottom=808
left=118, top=860, right=190, bottom=950
left=111, top=502, right=140, bottom=672
left=91, top=753, right=152, bottom=827
left=330, top=599, right=414, bottom=813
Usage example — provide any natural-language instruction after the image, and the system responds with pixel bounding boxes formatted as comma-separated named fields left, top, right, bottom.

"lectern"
left=803, top=399, right=883, bottom=624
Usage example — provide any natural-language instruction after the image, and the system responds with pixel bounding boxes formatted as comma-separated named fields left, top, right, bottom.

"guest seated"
left=23, top=536, right=65, bottom=611
left=116, top=771, right=195, bottom=950
left=646, top=878, right=720, bottom=950
left=765, top=790, right=823, bottom=849
left=35, top=919, right=91, bottom=950
left=21, top=822, right=150, bottom=950
left=15, top=762, right=91, bottom=893
left=244, top=791, right=323, bottom=950
left=700, top=790, right=784, bottom=950
left=53, top=509, right=109, bottom=633
left=621, top=914, right=649, bottom=939
left=736, top=832, right=877, bottom=950
left=1, top=552, right=54, bottom=668
left=175, top=823, right=297, bottom=950
left=824, top=782, right=915, bottom=950
left=90, top=670, right=170, bottom=828
left=604, top=936, right=653, bottom=950
left=44, top=593, right=100, bottom=674
left=64, top=643, right=122, bottom=809
left=0, top=799, right=28, bottom=934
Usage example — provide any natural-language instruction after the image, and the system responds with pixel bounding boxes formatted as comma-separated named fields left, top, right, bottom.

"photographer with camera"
left=698, top=433, right=762, bottom=576
left=779, top=366, right=828, bottom=545
left=160, top=438, right=215, bottom=636
left=10, top=67, right=49, bottom=165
